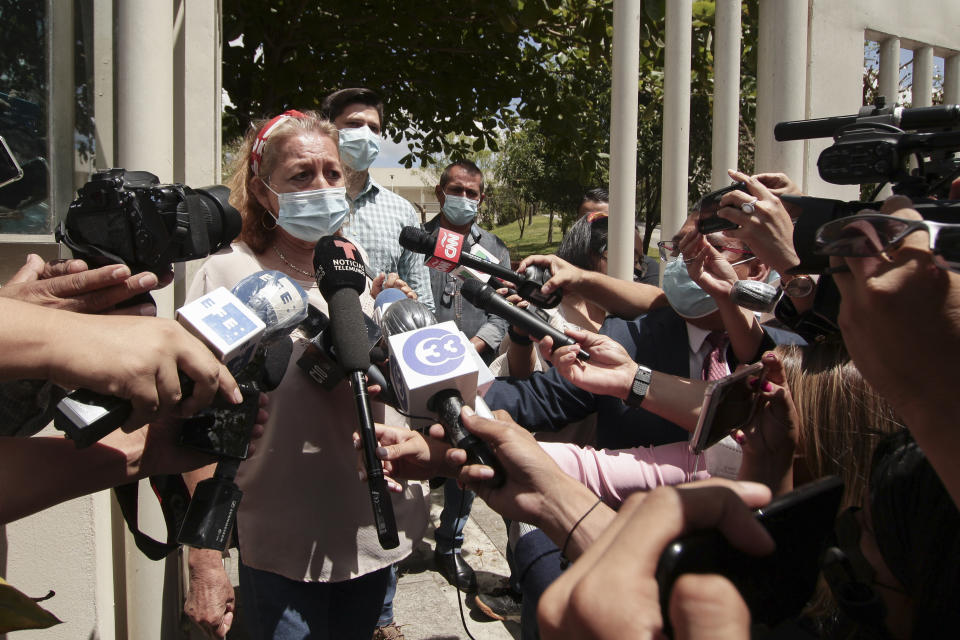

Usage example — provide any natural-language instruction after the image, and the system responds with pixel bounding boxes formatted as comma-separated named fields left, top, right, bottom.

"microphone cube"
left=177, top=287, right=266, bottom=372
left=387, top=321, right=479, bottom=417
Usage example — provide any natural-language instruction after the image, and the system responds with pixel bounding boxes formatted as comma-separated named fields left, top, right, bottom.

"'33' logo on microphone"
left=402, top=327, right=467, bottom=377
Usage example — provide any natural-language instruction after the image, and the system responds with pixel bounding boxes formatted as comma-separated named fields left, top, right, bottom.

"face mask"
left=338, top=125, right=380, bottom=171
left=661, top=258, right=719, bottom=319
left=442, top=194, right=479, bottom=226
left=264, top=183, right=350, bottom=242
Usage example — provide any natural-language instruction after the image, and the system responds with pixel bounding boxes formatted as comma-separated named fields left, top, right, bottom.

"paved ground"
left=390, top=491, right=521, bottom=640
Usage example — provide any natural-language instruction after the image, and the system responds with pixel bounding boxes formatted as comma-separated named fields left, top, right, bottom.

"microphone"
left=177, top=272, right=307, bottom=551
left=379, top=297, right=504, bottom=485
left=399, top=226, right=562, bottom=308
left=53, top=274, right=288, bottom=447
left=314, top=235, right=400, bottom=550
left=459, top=279, right=589, bottom=361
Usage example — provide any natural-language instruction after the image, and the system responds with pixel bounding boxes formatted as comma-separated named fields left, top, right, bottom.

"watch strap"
left=626, top=365, right=652, bottom=408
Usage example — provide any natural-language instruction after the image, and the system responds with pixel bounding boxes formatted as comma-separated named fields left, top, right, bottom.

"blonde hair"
left=778, top=342, right=904, bottom=627
left=227, top=111, right=339, bottom=254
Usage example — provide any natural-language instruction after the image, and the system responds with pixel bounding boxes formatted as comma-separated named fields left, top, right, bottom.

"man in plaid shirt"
left=322, top=88, right=435, bottom=312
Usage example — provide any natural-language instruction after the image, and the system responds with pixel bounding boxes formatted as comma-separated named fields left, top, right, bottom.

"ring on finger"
left=741, top=197, right=759, bottom=215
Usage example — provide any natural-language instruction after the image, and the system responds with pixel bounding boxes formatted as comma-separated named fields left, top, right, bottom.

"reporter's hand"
left=715, top=169, right=800, bottom=274
left=517, top=254, right=584, bottom=296
left=541, top=329, right=636, bottom=399
left=353, top=423, right=461, bottom=490
left=371, top=272, right=417, bottom=301
left=456, top=407, right=581, bottom=526
left=0, top=255, right=163, bottom=315
left=734, top=352, right=799, bottom=495
left=185, top=548, right=234, bottom=638
left=679, top=232, right=741, bottom=300
left=46, top=313, right=242, bottom=430
left=752, top=172, right=801, bottom=196
left=538, top=479, right=773, bottom=640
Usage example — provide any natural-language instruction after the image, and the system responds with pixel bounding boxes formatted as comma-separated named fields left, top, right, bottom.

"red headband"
left=585, top=211, right=609, bottom=223
left=250, top=109, right=306, bottom=175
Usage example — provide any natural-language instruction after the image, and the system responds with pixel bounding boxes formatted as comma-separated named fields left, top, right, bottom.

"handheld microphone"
left=399, top=226, right=562, bottom=308
left=459, top=279, right=589, bottom=360
left=177, top=273, right=307, bottom=551
left=730, top=280, right=781, bottom=313
left=381, top=300, right=504, bottom=485
left=315, top=235, right=400, bottom=550
left=53, top=274, right=287, bottom=447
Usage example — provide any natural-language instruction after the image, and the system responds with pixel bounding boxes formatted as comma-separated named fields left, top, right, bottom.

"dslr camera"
left=57, top=168, right=242, bottom=276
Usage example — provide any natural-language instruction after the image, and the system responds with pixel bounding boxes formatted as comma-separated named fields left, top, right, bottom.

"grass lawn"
left=487, top=215, right=564, bottom=263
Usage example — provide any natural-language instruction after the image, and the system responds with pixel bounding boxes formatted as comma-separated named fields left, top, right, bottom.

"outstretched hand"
left=0, top=254, right=165, bottom=315
left=517, top=254, right=585, bottom=296
left=678, top=231, right=741, bottom=300
left=538, top=479, right=773, bottom=640
left=353, top=423, right=463, bottom=491
left=541, top=329, right=636, bottom=399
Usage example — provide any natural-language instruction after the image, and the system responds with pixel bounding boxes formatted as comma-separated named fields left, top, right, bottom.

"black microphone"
left=459, top=279, right=589, bottom=360
left=399, top=226, right=562, bottom=308
left=314, top=235, right=400, bottom=550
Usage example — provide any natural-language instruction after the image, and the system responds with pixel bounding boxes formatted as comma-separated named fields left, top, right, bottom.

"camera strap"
left=112, top=474, right=192, bottom=561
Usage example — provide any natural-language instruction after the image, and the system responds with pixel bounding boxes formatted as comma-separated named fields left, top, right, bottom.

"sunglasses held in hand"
left=814, top=214, right=960, bottom=273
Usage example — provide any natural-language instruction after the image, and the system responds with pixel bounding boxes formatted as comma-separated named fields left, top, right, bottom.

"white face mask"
left=337, top=125, right=381, bottom=171
left=263, top=182, right=350, bottom=242
left=441, top=194, right=480, bottom=226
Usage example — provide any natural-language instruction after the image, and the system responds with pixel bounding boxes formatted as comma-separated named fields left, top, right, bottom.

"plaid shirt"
left=341, top=176, right=435, bottom=312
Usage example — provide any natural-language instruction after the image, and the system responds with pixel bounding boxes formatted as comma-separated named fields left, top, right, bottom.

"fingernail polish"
left=762, top=381, right=773, bottom=393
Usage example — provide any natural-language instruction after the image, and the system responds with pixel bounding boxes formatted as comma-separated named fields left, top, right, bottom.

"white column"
left=754, top=0, right=808, bottom=182
left=607, top=0, right=641, bottom=282
left=878, top=37, right=901, bottom=106
left=711, top=0, right=741, bottom=188
left=945, top=54, right=960, bottom=105
left=912, top=46, right=934, bottom=107
left=116, top=2, right=175, bottom=638
left=660, top=0, right=692, bottom=241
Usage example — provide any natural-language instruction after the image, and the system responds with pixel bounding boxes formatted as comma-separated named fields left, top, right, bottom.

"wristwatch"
left=626, top=364, right=653, bottom=408
left=780, top=274, right=815, bottom=298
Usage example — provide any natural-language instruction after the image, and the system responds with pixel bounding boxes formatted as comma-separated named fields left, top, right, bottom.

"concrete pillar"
left=660, top=0, right=692, bottom=241
left=754, top=0, right=808, bottom=182
left=912, top=46, right=934, bottom=107
left=607, top=0, right=641, bottom=282
left=945, top=54, right=960, bottom=105
left=711, top=0, right=741, bottom=188
left=878, top=37, right=901, bottom=105
left=116, top=2, right=176, bottom=638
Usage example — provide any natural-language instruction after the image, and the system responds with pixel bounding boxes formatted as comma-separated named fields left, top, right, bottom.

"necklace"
left=272, top=245, right=314, bottom=278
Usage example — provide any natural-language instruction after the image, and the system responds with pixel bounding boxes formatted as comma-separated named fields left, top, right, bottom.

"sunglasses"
left=814, top=214, right=960, bottom=272
left=657, top=240, right=754, bottom=264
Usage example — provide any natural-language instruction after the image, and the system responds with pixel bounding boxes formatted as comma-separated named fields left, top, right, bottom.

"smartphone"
left=0, top=136, right=24, bottom=189
left=689, top=362, right=764, bottom=454
left=656, top=475, right=844, bottom=631
left=696, top=181, right=750, bottom=234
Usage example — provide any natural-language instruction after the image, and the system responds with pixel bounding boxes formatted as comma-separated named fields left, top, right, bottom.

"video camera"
left=777, top=98, right=960, bottom=274
left=57, top=168, right=242, bottom=277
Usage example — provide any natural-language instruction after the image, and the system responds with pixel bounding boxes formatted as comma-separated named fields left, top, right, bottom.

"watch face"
left=783, top=276, right=814, bottom=298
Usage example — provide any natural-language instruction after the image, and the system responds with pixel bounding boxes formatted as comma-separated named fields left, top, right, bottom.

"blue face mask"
left=442, top=194, right=479, bottom=226
left=264, top=183, right=350, bottom=242
left=661, top=258, right=719, bottom=319
left=337, top=125, right=381, bottom=171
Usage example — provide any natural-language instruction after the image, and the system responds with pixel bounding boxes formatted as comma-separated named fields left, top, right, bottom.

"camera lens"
left=193, top=185, right=243, bottom=255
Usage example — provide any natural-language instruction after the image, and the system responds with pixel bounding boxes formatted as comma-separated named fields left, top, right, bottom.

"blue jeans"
left=434, top=477, right=475, bottom=553
left=238, top=562, right=391, bottom=640
left=514, top=527, right=565, bottom=640
left=376, top=564, right=398, bottom=627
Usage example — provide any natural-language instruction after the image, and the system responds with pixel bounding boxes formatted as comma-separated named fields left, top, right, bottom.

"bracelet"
left=508, top=326, right=533, bottom=345
left=561, top=498, right=603, bottom=563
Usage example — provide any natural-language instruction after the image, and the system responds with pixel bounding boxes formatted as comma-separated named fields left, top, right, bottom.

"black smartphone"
left=0, top=136, right=24, bottom=189
left=689, top=362, right=764, bottom=454
left=656, top=475, right=844, bottom=631
left=696, top=181, right=750, bottom=234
